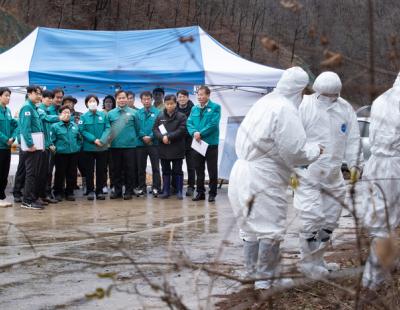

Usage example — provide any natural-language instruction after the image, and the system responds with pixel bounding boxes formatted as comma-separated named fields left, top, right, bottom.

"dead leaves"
left=321, top=50, right=343, bottom=68
left=261, top=36, right=279, bottom=52
left=280, top=0, right=303, bottom=12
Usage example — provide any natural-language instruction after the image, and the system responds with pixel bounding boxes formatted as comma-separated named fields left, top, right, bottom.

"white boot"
left=255, top=239, right=294, bottom=290
left=298, top=236, right=329, bottom=279
left=0, top=200, right=12, bottom=207
left=318, top=229, right=340, bottom=272
left=362, top=240, right=390, bottom=290
left=243, top=240, right=259, bottom=279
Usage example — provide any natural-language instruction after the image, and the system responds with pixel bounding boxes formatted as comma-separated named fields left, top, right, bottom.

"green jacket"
left=108, top=106, right=140, bottom=148
left=37, top=103, right=59, bottom=149
left=187, top=100, right=221, bottom=146
left=18, top=100, right=44, bottom=148
left=78, top=110, right=110, bottom=152
left=46, top=104, right=59, bottom=116
left=0, top=105, right=18, bottom=149
left=50, top=121, right=82, bottom=154
left=137, top=106, right=160, bottom=147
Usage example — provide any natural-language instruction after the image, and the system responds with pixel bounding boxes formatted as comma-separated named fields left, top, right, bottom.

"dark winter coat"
left=153, top=109, right=187, bottom=159
left=176, top=100, right=194, bottom=150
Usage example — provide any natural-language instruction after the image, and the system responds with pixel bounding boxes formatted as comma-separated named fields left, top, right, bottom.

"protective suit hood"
left=275, top=66, right=309, bottom=108
left=313, top=71, right=342, bottom=95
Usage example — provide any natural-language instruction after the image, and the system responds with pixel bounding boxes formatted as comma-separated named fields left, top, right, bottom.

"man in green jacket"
left=0, top=87, right=17, bottom=207
left=79, top=94, right=110, bottom=201
left=37, top=90, right=60, bottom=204
left=108, top=90, right=140, bottom=200
left=19, top=85, right=45, bottom=210
left=51, top=105, right=82, bottom=201
left=136, top=91, right=161, bottom=197
left=187, top=86, right=221, bottom=203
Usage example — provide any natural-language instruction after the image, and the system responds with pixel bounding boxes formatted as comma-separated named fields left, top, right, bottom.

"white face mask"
left=88, top=101, right=97, bottom=111
left=317, top=94, right=338, bottom=104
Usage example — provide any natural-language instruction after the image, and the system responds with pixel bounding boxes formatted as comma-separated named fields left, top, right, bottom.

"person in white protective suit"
left=361, top=73, right=400, bottom=289
left=228, top=66, right=323, bottom=290
left=293, top=71, right=363, bottom=279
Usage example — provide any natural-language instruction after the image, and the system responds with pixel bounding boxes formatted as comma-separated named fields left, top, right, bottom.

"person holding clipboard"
left=153, top=95, right=187, bottom=200
left=19, top=85, right=45, bottom=210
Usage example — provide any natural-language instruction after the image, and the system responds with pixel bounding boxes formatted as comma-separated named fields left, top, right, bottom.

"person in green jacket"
left=0, top=87, right=17, bottom=207
left=108, top=90, right=140, bottom=200
left=187, top=86, right=221, bottom=203
left=79, top=94, right=110, bottom=201
left=51, top=105, right=82, bottom=202
left=19, top=85, right=45, bottom=210
left=36, top=90, right=59, bottom=205
left=136, top=91, right=161, bottom=197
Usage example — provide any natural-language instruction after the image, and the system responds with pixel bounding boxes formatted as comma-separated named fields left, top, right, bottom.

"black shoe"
left=110, top=192, right=122, bottom=199
left=14, top=196, right=22, bottom=203
left=186, top=187, right=194, bottom=197
left=123, top=193, right=133, bottom=200
left=208, top=195, right=216, bottom=203
left=54, top=194, right=63, bottom=202
left=42, top=196, right=58, bottom=204
left=135, top=188, right=144, bottom=197
left=192, top=193, right=205, bottom=201
left=0, top=192, right=6, bottom=200
left=96, top=193, right=106, bottom=200
left=152, top=188, right=159, bottom=197
left=21, top=201, right=44, bottom=210
left=87, top=192, right=95, bottom=201
left=38, top=198, right=49, bottom=206
left=65, top=195, right=76, bottom=201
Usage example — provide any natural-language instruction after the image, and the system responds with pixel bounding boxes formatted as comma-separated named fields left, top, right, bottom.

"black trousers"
left=185, top=149, right=196, bottom=188
left=23, top=150, right=43, bottom=203
left=37, top=149, right=50, bottom=198
left=54, top=153, right=78, bottom=196
left=83, top=151, right=107, bottom=194
left=13, top=150, right=27, bottom=198
left=46, top=151, right=55, bottom=195
left=0, top=149, right=11, bottom=196
left=111, top=148, right=137, bottom=195
left=160, top=159, right=183, bottom=176
left=193, top=145, right=218, bottom=196
left=137, top=146, right=161, bottom=191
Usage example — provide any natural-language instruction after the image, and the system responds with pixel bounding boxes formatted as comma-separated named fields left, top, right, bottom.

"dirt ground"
left=0, top=183, right=393, bottom=309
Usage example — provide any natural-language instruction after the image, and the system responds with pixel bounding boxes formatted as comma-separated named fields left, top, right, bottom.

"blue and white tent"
left=0, top=26, right=282, bottom=94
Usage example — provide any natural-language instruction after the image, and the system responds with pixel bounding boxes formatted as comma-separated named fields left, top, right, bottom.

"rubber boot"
left=243, top=240, right=259, bottom=279
left=255, top=239, right=294, bottom=290
left=176, top=175, right=183, bottom=200
left=160, top=175, right=171, bottom=199
left=362, top=238, right=391, bottom=290
left=298, top=235, right=329, bottom=279
left=319, top=229, right=340, bottom=271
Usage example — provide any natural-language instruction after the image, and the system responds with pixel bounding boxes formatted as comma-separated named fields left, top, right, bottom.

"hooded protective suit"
left=293, top=71, right=363, bottom=278
left=228, top=67, right=321, bottom=289
left=361, top=74, right=400, bottom=289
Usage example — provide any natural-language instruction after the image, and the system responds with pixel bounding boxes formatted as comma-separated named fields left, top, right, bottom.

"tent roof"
left=0, top=26, right=283, bottom=94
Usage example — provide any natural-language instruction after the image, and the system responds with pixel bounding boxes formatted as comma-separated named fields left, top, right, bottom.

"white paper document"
left=21, top=132, right=45, bottom=151
left=191, top=138, right=209, bottom=157
left=158, top=124, right=168, bottom=135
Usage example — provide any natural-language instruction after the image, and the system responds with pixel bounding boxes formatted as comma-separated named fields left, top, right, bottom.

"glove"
left=350, top=167, right=361, bottom=184
left=290, top=173, right=299, bottom=190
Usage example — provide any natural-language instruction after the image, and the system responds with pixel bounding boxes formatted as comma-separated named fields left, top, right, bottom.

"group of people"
left=0, top=85, right=221, bottom=210
left=229, top=67, right=400, bottom=291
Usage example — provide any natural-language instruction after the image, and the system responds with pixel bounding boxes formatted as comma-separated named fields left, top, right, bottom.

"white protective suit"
left=361, top=74, right=400, bottom=289
left=294, top=72, right=363, bottom=278
left=295, top=72, right=363, bottom=237
left=228, top=67, right=321, bottom=289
